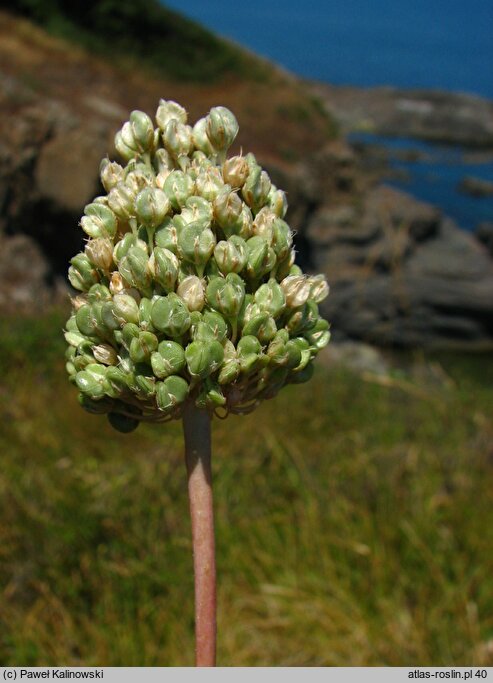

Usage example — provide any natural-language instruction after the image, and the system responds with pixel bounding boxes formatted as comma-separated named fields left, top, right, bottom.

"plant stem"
left=182, top=402, right=216, bottom=667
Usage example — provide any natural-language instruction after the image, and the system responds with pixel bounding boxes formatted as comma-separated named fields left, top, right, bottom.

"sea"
left=162, top=0, right=493, bottom=231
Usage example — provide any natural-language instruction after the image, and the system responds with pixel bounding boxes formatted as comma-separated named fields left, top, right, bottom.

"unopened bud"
left=185, top=339, right=224, bottom=379
left=214, top=236, right=247, bottom=274
left=206, top=273, right=245, bottom=319
left=151, top=340, right=186, bottom=379
left=80, top=203, right=118, bottom=239
left=206, top=106, right=239, bottom=152
left=177, top=275, right=205, bottom=311
left=100, top=159, right=124, bottom=192
left=156, top=99, right=187, bottom=131
left=192, top=117, right=214, bottom=155
left=156, top=375, right=189, bottom=411
left=163, top=170, right=194, bottom=210
left=135, top=187, right=170, bottom=227
left=151, top=293, right=191, bottom=338
left=85, top=238, right=113, bottom=271
left=213, top=188, right=243, bottom=236
left=281, top=275, right=312, bottom=308
left=222, top=155, right=249, bottom=188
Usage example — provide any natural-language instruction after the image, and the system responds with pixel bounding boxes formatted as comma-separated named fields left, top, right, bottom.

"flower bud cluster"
left=65, top=100, right=330, bottom=432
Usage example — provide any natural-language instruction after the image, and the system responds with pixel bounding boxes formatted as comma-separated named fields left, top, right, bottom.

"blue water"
left=351, top=135, right=493, bottom=230
left=161, top=0, right=493, bottom=230
left=163, top=0, right=493, bottom=98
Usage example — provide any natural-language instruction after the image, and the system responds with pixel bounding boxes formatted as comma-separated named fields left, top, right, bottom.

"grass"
left=0, top=310, right=492, bottom=665
left=3, top=0, right=269, bottom=83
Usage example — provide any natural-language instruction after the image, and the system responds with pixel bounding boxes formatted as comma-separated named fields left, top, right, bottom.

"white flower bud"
left=93, top=344, right=118, bottom=365
left=280, top=275, right=312, bottom=308
left=85, top=238, right=114, bottom=271
left=156, top=99, right=187, bottom=131
left=222, top=156, right=249, bottom=188
left=177, top=275, right=205, bottom=312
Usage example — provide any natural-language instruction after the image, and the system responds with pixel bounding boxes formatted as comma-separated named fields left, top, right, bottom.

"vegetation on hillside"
left=3, top=0, right=265, bottom=82
left=0, top=311, right=492, bottom=665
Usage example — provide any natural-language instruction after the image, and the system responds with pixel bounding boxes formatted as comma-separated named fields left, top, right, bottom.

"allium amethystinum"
left=64, top=100, right=330, bottom=432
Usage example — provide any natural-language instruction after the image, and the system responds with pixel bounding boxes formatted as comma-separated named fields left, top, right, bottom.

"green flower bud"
left=151, top=339, right=186, bottom=379
left=308, top=274, right=330, bottom=303
left=242, top=312, right=277, bottom=344
left=180, top=196, right=213, bottom=229
left=115, top=131, right=137, bottom=162
left=107, top=411, right=140, bottom=433
left=155, top=216, right=180, bottom=253
left=124, top=164, right=155, bottom=194
left=87, top=284, right=111, bottom=304
left=121, top=322, right=141, bottom=350
left=281, top=275, right=312, bottom=308
left=304, top=318, right=331, bottom=350
left=162, top=120, right=193, bottom=160
left=194, top=310, right=228, bottom=343
left=288, top=337, right=312, bottom=370
left=85, top=238, right=114, bottom=272
left=118, top=246, right=151, bottom=291
left=134, top=373, right=156, bottom=398
left=156, top=99, right=187, bottom=131
left=285, top=300, right=319, bottom=336
left=214, top=236, right=247, bottom=274
left=236, top=335, right=263, bottom=373
left=130, top=331, right=159, bottom=364
left=206, top=106, right=239, bottom=152
left=108, top=182, right=136, bottom=221
left=254, top=279, right=286, bottom=318
left=75, top=363, right=108, bottom=400
left=126, top=110, right=155, bottom=153
left=148, top=247, right=179, bottom=292
left=244, top=236, right=276, bottom=280
left=75, top=305, right=97, bottom=336
left=192, top=117, right=214, bottom=155
left=177, top=275, right=205, bottom=312
left=222, top=155, right=249, bottom=188
left=242, top=164, right=271, bottom=213
left=151, top=293, right=191, bottom=338
left=135, top=187, right=170, bottom=227
left=266, top=336, right=301, bottom=369
left=213, top=188, right=243, bottom=236
left=104, top=367, right=127, bottom=397
left=218, top=340, right=240, bottom=385
left=185, top=339, right=224, bottom=379
left=163, top=170, right=194, bottom=210
left=206, top=273, right=245, bottom=319
left=80, top=203, right=118, bottom=239
left=195, top=166, right=224, bottom=201
left=100, top=159, right=124, bottom=192
left=93, top=343, right=118, bottom=366
left=238, top=205, right=254, bottom=240
left=156, top=375, right=189, bottom=411
left=177, top=222, right=216, bottom=273
left=68, top=254, right=99, bottom=291
left=113, top=239, right=147, bottom=272
left=112, top=293, right=140, bottom=325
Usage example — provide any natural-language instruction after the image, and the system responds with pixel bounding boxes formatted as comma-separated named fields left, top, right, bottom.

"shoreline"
left=308, top=81, right=493, bottom=149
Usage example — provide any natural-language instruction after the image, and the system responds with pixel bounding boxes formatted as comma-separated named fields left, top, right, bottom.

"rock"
left=320, top=341, right=390, bottom=376
left=0, top=234, right=51, bottom=310
left=35, top=127, right=107, bottom=212
left=310, top=83, right=493, bottom=148
left=458, top=176, right=493, bottom=198
left=476, top=222, right=493, bottom=256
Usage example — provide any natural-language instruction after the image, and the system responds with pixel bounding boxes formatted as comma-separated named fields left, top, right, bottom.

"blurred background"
left=0, top=0, right=492, bottom=666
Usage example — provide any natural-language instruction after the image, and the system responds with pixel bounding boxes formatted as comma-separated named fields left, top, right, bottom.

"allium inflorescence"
left=64, top=100, right=330, bottom=432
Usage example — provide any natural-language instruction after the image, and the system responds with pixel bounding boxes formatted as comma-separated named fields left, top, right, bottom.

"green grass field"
left=0, top=311, right=492, bottom=666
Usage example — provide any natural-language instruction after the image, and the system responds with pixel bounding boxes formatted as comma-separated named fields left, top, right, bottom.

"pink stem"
left=182, top=402, right=216, bottom=667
